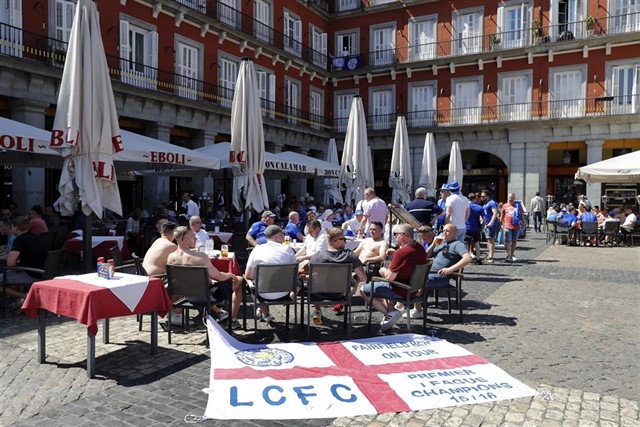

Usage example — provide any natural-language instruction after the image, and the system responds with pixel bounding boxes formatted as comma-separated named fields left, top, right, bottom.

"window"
left=498, top=72, right=532, bottom=121
left=119, top=18, right=158, bottom=90
left=370, top=87, right=394, bottom=130
left=336, top=32, right=357, bottom=56
left=218, top=0, right=239, bottom=29
left=53, top=0, right=74, bottom=43
left=337, top=0, right=358, bottom=12
left=254, top=0, right=271, bottom=43
left=283, top=11, right=302, bottom=56
left=0, top=0, right=22, bottom=57
left=335, top=92, right=358, bottom=132
left=285, top=79, right=300, bottom=124
left=549, top=66, right=585, bottom=118
left=370, top=24, right=395, bottom=66
left=409, top=16, right=436, bottom=61
left=550, top=0, right=586, bottom=40
left=610, top=0, right=640, bottom=34
left=310, top=89, right=324, bottom=129
left=452, top=77, right=482, bottom=124
left=311, top=26, right=327, bottom=68
left=257, top=69, right=276, bottom=119
left=608, top=62, right=640, bottom=114
left=408, top=82, right=436, bottom=127
left=497, top=1, right=532, bottom=48
left=219, top=56, right=238, bottom=108
left=453, top=9, right=482, bottom=55
left=175, top=39, right=202, bottom=100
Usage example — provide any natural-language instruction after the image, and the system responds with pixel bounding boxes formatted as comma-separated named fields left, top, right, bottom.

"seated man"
left=353, top=221, right=388, bottom=280
left=167, top=226, right=243, bottom=328
left=620, top=206, right=637, bottom=237
left=296, top=220, right=328, bottom=266
left=189, top=215, right=210, bottom=249
left=142, top=221, right=177, bottom=277
left=284, top=211, right=305, bottom=243
left=425, top=224, right=472, bottom=288
left=310, top=227, right=367, bottom=324
left=244, top=225, right=299, bottom=323
left=559, top=206, right=578, bottom=245
left=341, top=209, right=364, bottom=236
left=361, top=223, right=428, bottom=332
left=0, top=216, right=47, bottom=301
left=246, top=210, right=276, bottom=247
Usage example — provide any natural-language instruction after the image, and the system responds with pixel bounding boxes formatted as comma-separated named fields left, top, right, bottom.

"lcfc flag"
left=202, top=317, right=537, bottom=420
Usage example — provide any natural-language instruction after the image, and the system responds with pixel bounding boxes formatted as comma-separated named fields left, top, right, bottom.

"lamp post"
left=546, top=193, right=554, bottom=209
left=601, top=194, right=608, bottom=207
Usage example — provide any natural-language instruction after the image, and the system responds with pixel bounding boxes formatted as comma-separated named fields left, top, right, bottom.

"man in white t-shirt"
left=358, top=187, right=387, bottom=237
left=244, top=225, right=298, bottom=323
left=189, top=216, right=209, bottom=249
left=443, top=181, right=470, bottom=242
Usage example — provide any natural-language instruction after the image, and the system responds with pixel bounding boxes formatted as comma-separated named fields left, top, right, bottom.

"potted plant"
left=585, top=16, right=597, bottom=36
left=489, top=33, right=501, bottom=50
left=533, top=19, right=547, bottom=44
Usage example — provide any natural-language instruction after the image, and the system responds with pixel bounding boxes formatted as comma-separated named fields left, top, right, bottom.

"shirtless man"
left=142, top=221, right=177, bottom=277
left=353, top=221, right=388, bottom=280
left=167, top=226, right=243, bottom=328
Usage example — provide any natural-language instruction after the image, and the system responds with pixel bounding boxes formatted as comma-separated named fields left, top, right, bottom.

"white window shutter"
left=176, top=44, right=184, bottom=75
left=148, top=30, right=158, bottom=69
left=10, top=0, right=21, bottom=27
left=294, top=20, right=302, bottom=42
left=284, top=12, right=289, bottom=33
left=269, top=74, right=276, bottom=102
left=632, top=65, right=639, bottom=113
left=119, top=20, right=130, bottom=60
left=320, top=32, right=327, bottom=56
left=497, top=7, right=503, bottom=35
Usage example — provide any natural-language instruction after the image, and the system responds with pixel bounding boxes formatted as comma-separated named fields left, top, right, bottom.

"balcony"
left=0, top=23, right=637, bottom=136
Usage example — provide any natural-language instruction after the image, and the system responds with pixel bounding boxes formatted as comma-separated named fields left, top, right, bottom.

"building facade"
left=1, top=0, right=639, bottom=213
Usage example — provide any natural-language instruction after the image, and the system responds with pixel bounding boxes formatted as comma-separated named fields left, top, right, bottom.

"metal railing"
left=0, top=22, right=637, bottom=134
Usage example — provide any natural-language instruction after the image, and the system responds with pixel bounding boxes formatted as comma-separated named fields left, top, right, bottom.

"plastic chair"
left=599, top=221, right=621, bottom=247
left=165, top=265, right=212, bottom=345
left=579, top=221, right=599, bottom=246
left=367, top=263, right=431, bottom=332
left=248, top=263, right=299, bottom=331
left=304, top=263, right=353, bottom=336
left=2, top=250, right=63, bottom=318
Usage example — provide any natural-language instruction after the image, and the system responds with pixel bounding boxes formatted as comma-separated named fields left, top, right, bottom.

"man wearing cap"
left=443, top=181, right=470, bottom=243
left=358, top=187, right=387, bottom=237
left=320, top=209, right=335, bottom=231
left=342, top=209, right=364, bottom=236
left=404, top=187, right=443, bottom=226
left=244, top=225, right=299, bottom=323
left=28, top=205, right=48, bottom=236
left=246, top=210, right=276, bottom=247
left=284, top=211, right=305, bottom=242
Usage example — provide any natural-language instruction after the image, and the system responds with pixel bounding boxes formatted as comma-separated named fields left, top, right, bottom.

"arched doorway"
left=437, top=150, right=508, bottom=202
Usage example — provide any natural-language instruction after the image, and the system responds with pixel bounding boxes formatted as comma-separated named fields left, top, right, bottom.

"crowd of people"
left=1, top=184, right=637, bottom=332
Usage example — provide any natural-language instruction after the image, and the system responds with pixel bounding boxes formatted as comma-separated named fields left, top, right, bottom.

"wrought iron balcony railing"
left=0, top=23, right=637, bottom=136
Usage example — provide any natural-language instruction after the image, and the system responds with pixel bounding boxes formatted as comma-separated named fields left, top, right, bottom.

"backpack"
left=512, top=202, right=521, bottom=226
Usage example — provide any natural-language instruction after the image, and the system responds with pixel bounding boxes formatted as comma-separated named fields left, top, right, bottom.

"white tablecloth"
left=207, top=232, right=233, bottom=243
left=55, top=272, right=149, bottom=311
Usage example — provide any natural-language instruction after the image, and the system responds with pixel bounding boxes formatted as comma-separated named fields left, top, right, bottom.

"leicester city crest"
left=235, top=348, right=295, bottom=367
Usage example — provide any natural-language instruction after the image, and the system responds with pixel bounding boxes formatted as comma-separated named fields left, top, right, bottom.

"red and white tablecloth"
left=209, top=251, right=241, bottom=275
left=22, top=273, right=171, bottom=335
left=63, top=236, right=131, bottom=260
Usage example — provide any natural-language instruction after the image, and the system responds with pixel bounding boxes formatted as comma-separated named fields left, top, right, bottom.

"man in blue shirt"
left=480, top=189, right=499, bottom=264
left=284, top=211, right=305, bottom=242
left=465, top=193, right=485, bottom=264
left=558, top=206, right=578, bottom=245
left=246, top=210, right=276, bottom=246
left=404, top=187, right=443, bottom=226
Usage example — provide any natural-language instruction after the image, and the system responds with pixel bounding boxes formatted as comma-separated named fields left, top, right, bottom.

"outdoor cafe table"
left=63, top=235, right=131, bottom=260
left=208, top=250, right=241, bottom=275
left=22, top=273, right=171, bottom=378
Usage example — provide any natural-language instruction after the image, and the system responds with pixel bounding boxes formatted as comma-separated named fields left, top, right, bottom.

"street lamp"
left=601, top=194, right=608, bottom=206
left=563, top=151, right=572, bottom=165
left=546, top=193, right=554, bottom=208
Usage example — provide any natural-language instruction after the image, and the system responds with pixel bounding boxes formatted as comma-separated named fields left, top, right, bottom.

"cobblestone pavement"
left=0, top=232, right=638, bottom=426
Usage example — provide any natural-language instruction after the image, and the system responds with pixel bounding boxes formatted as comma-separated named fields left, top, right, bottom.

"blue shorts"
left=504, top=228, right=519, bottom=242
left=484, top=226, right=498, bottom=240
left=362, top=281, right=402, bottom=300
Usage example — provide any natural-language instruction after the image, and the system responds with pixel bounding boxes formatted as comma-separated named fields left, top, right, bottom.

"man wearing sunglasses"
left=361, top=223, right=428, bottom=331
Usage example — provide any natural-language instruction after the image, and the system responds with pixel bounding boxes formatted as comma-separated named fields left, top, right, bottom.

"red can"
left=97, top=257, right=105, bottom=263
